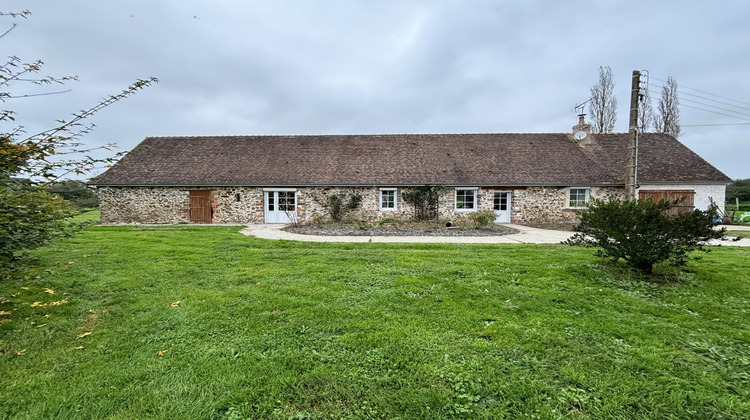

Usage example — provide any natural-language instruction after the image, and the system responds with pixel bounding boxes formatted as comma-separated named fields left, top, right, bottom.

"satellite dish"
left=573, top=130, right=588, bottom=141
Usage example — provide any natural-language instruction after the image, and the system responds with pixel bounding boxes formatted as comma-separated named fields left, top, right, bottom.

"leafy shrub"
left=468, top=210, right=496, bottom=228
left=0, top=184, right=81, bottom=278
left=313, top=192, right=362, bottom=222
left=401, top=185, right=447, bottom=221
left=565, top=197, right=725, bottom=274
left=378, top=218, right=394, bottom=226
left=311, top=214, right=326, bottom=226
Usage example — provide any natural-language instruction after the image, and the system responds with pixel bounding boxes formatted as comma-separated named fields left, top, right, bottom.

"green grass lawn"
left=69, top=208, right=101, bottom=224
left=1, top=225, right=749, bottom=419
left=727, top=230, right=750, bottom=239
left=728, top=207, right=750, bottom=225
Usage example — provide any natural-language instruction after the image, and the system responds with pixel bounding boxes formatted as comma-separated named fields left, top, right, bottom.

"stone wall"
left=98, top=186, right=266, bottom=224
left=296, top=187, right=411, bottom=223
left=213, top=188, right=265, bottom=223
left=98, top=187, right=190, bottom=224
left=511, top=186, right=625, bottom=225
left=98, top=185, right=627, bottom=225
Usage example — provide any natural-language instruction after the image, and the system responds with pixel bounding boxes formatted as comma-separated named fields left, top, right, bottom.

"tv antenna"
left=574, top=99, right=591, bottom=116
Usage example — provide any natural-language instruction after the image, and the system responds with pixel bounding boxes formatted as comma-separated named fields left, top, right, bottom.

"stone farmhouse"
left=90, top=122, right=730, bottom=225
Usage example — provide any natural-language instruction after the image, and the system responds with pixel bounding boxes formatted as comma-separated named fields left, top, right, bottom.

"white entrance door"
left=493, top=191, right=511, bottom=223
left=264, top=190, right=297, bottom=223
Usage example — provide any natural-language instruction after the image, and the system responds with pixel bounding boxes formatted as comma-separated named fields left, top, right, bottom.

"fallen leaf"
left=43, top=288, right=55, bottom=294
left=30, top=301, right=46, bottom=307
left=76, top=331, right=92, bottom=339
left=20, top=287, right=30, bottom=290
left=49, top=299, right=68, bottom=306
left=101, top=310, right=108, bottom=313
left=68, top=260, right=75, bottom=265
left=82, top=254, right=91, bottom=258
left=0, top=319, right=10, bottom=324
left=157, top=349, right=168, bottom=357
left=36, top=324, right=47, bottom=328
left=44, top=314, right=51, bottom=318
left=0, top=310, right=12, bottom=316
left=89, top=309, right=97, bottom=313
left=15, top=349, right=27, bottom=356
left=75, top=346, right=85, bottom=350
left=171, top=301, right=181, bottom=307
left=11, top=292, right=19, bottom=297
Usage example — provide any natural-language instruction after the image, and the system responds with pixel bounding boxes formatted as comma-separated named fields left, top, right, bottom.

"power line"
left=679, top=103, right=750, bottom=122
left=647, top=82, right=750, bottom=114
left=649, top=76, right=750, bottom=108
left=678, top=91, right=750, bottom=112
left=682, top=122, right=750, bottom=127
left=680, top=97, right=750, bottom=119
left=646, top=80, right=750, bottom=124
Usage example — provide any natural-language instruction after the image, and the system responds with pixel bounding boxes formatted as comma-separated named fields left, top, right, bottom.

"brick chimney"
left=572, top=114, right=592, bottom=141
left=573, top=114, right=591, bottom=132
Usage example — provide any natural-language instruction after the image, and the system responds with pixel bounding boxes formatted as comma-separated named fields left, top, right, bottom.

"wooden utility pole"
left=625, top=70, right=641, bottom=200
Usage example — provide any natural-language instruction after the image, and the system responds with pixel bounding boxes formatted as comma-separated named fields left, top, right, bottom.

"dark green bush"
left=565, top=197, right=725, bottom=274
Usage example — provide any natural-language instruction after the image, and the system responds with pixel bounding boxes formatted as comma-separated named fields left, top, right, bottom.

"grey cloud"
left=3, top=0, right=749, bottom=179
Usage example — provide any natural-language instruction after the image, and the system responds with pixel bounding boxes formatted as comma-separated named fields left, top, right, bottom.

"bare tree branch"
left=0, top=10, right=30, bottom=40
left=656, top=76, right=681, bottom=137
left=20, top=77, right=158, bottom=144
left=6, top=89, right=72, bottom=99
left=0, top=10, right=32, bottom=18
left=0, top=22, right=17, bottom=39
left=637, top=84, right=655, bottom=133
left=589, top=66, right=618, bottom=133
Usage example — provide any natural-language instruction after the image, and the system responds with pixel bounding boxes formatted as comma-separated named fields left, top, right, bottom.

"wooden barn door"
left=638, top=190, right=695, bottom=216
left=189, top=190, right=212, bottom=223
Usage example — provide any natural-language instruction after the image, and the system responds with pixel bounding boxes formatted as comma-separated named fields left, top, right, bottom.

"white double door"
left=264, top=190, right=297, bottom=223
left=493, top=192, right=511, bottom=223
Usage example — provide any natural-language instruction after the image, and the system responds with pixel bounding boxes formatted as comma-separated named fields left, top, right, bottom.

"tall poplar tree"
left=589, top=66, right=618, bottom=133
left=656, top=76, right=681, bottom=137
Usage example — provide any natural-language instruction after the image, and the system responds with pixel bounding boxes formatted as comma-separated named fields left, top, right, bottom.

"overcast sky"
left=4, top=0, right=750, bottom=179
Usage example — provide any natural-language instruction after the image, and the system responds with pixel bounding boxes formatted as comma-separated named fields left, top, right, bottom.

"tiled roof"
left=89, top=133, right=731, bottom=186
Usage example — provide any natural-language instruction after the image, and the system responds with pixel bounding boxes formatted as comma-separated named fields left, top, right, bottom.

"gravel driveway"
left=241, top=224, right=576, bottom=244
left=240, top=223, right=750, bottom=246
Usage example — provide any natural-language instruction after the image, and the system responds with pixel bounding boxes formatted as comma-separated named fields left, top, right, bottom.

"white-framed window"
left=569, top=188, right=590, bottom=208
left=379, top=188, right=397, bottom=210
left=455, top=188, right=478, bottom=211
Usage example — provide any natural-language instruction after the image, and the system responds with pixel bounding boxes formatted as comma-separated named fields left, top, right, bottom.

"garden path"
left=240, top=223, right=750, bottom=246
